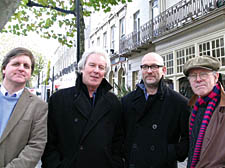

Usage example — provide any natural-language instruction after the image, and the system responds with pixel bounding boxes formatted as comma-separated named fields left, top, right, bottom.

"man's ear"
left=215, top=72, right=220, bottom=82
left=162, top=66, right=167, bottom=75
left=2, top=68, right=5, bottom=75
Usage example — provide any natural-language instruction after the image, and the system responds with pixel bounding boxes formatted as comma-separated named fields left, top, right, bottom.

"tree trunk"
left=0, top=0, right=21, bottom=31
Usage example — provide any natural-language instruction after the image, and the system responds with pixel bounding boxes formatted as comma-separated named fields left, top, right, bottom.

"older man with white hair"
left=42, top=48, right=124, bottom=168
left=184, top=55, right=225, bottom=168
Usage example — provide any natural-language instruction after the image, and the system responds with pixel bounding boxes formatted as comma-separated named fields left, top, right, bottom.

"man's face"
left=3, top=55, right=32, bottom=87
left=141, top=54, right=166, bottom=88
left=81, top=53, right=106, bottom=90
left=188, top=68, right=219, bottom=97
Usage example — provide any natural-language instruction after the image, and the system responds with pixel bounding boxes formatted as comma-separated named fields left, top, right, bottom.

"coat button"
left=74, top=118, right=79, bottom=123
left=150, top=145, right=155, bottom=151
left=74, top=93, right=78, bottom=98
left=132, top=143, right=137, bottom=149
left=80, top=145, right=84, bottom=150
left=152, top=124, right=157, bottom=130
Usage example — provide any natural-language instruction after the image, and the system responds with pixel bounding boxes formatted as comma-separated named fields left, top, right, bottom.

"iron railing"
left=119, top=0, right=218, bottom=55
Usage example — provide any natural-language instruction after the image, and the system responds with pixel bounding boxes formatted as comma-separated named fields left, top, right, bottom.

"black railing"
left=119, top=20, right=153, bottom=54
left=119, top=0, right=218, bottom=55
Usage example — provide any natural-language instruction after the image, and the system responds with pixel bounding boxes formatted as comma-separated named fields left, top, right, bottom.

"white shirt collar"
left=0, top=84, right=24, bottom=98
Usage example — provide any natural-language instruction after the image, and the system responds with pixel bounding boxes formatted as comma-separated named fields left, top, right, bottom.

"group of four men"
left=0, top=47, right=225, bottom=168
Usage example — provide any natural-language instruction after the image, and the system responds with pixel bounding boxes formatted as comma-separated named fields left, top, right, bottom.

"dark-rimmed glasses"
left=140, top=64, right=164, bottom=71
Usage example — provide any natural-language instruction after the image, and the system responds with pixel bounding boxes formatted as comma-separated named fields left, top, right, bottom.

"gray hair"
left=78, top=47, right=111, bottom=76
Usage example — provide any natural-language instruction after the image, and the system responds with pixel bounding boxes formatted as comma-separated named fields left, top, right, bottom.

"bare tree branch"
left=27, top=0, right=76, bottom=15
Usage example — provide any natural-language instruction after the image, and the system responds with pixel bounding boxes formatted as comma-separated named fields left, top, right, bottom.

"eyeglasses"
left=140, top=64, right=164, bottom=71
left=188, top=71, right=214, bottom=81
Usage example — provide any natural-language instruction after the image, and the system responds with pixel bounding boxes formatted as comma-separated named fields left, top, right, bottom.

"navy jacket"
left=122, top=79, right=190, bottom=168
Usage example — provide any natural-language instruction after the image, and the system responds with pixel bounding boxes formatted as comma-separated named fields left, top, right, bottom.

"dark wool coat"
left=122, top=79, right=190, bottom=168
left=41, top=75, right=124, bottom=168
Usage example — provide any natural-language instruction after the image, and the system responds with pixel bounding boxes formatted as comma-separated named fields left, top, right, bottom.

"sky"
left=0, top=32, right=60, bottom=62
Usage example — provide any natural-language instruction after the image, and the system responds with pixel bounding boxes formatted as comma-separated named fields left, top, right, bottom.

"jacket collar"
left=136, top=78, right=166, bottom=100
left=75, top=73, right=112, bottom=97
left=72, top=73, right=112, bottom=119
left=188, top=82, right=225, bottom=107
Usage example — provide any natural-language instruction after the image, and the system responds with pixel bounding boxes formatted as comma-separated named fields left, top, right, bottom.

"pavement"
left=36, top=159, right=188, bottom=168
left=178, top=159, right=187, bottom=168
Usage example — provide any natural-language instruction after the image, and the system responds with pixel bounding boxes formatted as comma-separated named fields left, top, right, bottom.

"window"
left=176, top=46, right=195, bottom=73
left=132, top=70, right=139, bottom=90
left=118, top=68, right=126, bottom=95
left=199, top=37, right=225, bottom=65
left=109, top=71, right=115, bottom=91
left=152, top=0, right=159, bottom=18
left=176, top=49, right=185, bottom=73
left=119, top=17, right=125, bottom=38
left=103, top=32, right=107, bottom=49
left=152, top=0, right=159, bottom=36
left=111, top=25, right=115, bottom=50
left=97, top=37, right=100, bottom=46
left=162, top=53, right=174, bottom=75
left=133, top=11, right=140, bottom=43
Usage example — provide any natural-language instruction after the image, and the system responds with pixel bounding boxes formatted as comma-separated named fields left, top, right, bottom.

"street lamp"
left=51, top=66, right=54, bottom=95
left=76, top=0, right=80, bottom=63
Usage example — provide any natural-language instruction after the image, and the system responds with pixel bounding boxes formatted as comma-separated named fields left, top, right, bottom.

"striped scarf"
left=189, top=83, right=221, bottom=168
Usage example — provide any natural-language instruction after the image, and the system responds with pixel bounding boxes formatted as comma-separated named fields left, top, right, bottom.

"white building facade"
left=86, top=0, right=225, bottom=97
left=51, top=45, right=77, bottom=90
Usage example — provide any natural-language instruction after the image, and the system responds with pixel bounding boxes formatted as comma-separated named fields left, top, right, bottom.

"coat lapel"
left=72, top=92, right=91, bottom=120
left=133, top=90, right=147, bottom=122
left=0, top=89, right=32, bottom=144
left=200, top=107, right=220, bottom=158
left=80, top=94, right=111, bottom=143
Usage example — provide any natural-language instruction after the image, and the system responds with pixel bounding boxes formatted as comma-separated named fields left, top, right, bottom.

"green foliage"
left=1, top=0, right=132, bottom=48
left=30, top=52, right=46, bottom=87
left=43, top=60, right=51, bottom=85
left=33, top=53, right=45, bottom=77
left=114, top=82, right=131, bottom=98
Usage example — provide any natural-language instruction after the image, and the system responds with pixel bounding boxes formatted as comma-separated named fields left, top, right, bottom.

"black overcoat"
left=42, top=75, right=124, bottom=168
left=122, top=79, right=190, bottom=168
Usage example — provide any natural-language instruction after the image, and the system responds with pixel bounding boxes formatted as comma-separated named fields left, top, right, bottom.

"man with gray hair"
left=122, top=52, right=190, bottom=168
left=183, top=55, right=225, bottom=168
left=42, top=47, right=124, bottom=168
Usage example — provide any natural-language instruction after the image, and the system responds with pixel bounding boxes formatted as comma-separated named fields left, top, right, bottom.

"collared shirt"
left=137, top=83, right=149, bottom=100
left=92, top=91, right=96, bottom=106
left=0, top=84, right=24, bottom=98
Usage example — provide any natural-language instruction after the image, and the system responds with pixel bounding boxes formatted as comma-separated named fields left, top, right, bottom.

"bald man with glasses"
left=122, top=52, right=190, bottom=168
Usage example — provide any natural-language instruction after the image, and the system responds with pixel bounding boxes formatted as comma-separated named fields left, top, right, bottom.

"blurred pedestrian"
left=41, top=47, right=124, bottom=168
left=184, top=56, right=225, bottom=168
left=0, top=47, right=48, bottom=168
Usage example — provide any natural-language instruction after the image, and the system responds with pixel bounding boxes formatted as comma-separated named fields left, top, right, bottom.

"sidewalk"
left=178, top=159, right=187, bottom=168
left=36, top=160, right=188, bottom=168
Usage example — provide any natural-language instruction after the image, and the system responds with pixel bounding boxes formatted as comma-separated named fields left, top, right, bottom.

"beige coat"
left=0, top=88, right=48, bottom=168
left=189, top=84, right=225, bottom=168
